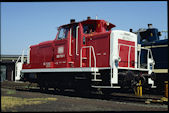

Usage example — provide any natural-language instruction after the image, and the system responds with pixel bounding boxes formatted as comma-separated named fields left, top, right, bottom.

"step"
left=91, top=79, right=102, bottom=81
left=91, top=73, right=101, bottom=75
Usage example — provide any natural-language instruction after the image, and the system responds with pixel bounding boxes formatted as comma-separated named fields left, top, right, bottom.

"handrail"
left=76, top=26, right=79, bottom=55
left=69, top=28, right=72, bottom=56
left=80, top=46, right=96, bottom=68
left=118, top=43, right=154, bottom=69
left=118, top=44, right=134, bottom=68
left=21, top=50, right=25, bottom=64
left=27, top=47, right=30, bottom=64
left=15, top=56, right=22, bottom=78
left=15, top=49, right=28, bottom=77
left=15, top=49, right=26, bottom=80
left=128, top=45, right=131, bottom=68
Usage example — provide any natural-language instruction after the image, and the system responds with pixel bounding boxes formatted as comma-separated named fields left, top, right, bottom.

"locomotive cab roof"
left=59, top=19, right=116, bottom=32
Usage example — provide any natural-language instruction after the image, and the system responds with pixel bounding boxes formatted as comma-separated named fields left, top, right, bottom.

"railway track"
left=1, top=81, right=167, bottom=105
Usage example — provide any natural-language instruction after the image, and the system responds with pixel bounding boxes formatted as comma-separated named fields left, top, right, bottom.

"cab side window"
left=83, top=25, right=89, bottom=34
left=83, top=24, right=96, bottom=34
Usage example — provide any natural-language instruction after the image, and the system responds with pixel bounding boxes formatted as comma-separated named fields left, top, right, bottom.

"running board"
left=21, top=67, right=99, bottom=73
left=91, top=73, right=101, bottom=75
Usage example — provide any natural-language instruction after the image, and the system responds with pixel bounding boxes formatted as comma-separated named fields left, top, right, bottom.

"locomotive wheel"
left=40, top=86, right=44, bottom=92
left=75, top=87, right=91, bottom=95
left=74, top=81, right=91, bottom=95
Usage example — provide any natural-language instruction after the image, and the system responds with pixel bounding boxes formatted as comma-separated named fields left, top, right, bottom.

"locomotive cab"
left=52, top=18, right=116, bottom=68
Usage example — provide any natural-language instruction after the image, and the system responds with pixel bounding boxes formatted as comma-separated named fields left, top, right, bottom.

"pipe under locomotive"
left=20, top=17, right=156, bottom=93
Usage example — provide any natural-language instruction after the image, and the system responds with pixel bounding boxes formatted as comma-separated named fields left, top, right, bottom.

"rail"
left=69, top=28, right=72, bottom=56
left=76, top=26, right=79, bottom=55
left=15, top=48, right=29, bottom=81
left=15, top=50, right=28, bottom=81
left=15, top=50, right=25, bottom=69
left=80, top=46, right=96, bottom=68
left=80, top=46, right=97, bottom=81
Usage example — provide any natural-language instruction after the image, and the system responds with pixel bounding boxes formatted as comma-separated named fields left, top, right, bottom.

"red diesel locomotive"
left=21, top=17, right=156, bottom=93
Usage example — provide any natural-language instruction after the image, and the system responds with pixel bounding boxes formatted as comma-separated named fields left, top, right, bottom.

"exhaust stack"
left=87, top=16, right=91, bottom=20
left=148, top=24, right=153, bottom=29
left=70, top=19, right=75, bottom=23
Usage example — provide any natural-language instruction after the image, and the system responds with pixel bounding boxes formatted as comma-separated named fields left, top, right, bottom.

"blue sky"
left=1, top=1, right=168, bottom=55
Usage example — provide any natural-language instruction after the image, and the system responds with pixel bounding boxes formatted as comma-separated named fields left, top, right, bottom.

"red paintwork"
left=86, top=32, right=111, bottom=67
left=22, top=19, right=135, bottom=70
left=118, top=39, right=135, bottom=68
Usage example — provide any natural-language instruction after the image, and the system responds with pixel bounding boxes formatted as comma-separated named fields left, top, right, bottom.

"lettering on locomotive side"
left=59, top=61, right=66, bottom=64
left=43, top=62, right=51, bottom=67
left=120, top=32, right=135, bottom=41
left=122, top=36, right=130, bottom=41
left=56, top=54, right=65, bottom=58
left=55, top=61, right=66, bottom=65
left=96, top=53, right=101, bottom=56
left=58, top=46, right=64, bottom=54
left=123, top=33, right=130, bottom=36
left=103, top=52, right=107, bottom=55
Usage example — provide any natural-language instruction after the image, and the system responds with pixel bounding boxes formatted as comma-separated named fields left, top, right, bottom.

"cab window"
left=58, top=27, right=69, bottom=40
left=83, top=24, right=96, bottom=34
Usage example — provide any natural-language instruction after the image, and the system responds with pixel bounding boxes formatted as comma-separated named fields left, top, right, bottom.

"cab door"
left=70, top=24, right=87, bottom=67
left=69, top=24, right=79, bottom=67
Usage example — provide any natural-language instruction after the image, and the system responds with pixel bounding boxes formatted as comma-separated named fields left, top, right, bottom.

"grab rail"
left=80, top=46, right=96, bottom=68
left=118, top=43, right=154, bottom=69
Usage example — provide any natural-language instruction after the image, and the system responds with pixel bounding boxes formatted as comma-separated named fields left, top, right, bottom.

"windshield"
left=57, top=27, right=69, bottom=40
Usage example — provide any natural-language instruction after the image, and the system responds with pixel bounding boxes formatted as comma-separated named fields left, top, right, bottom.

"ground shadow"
left=15, top=87, right=159, bottom=104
